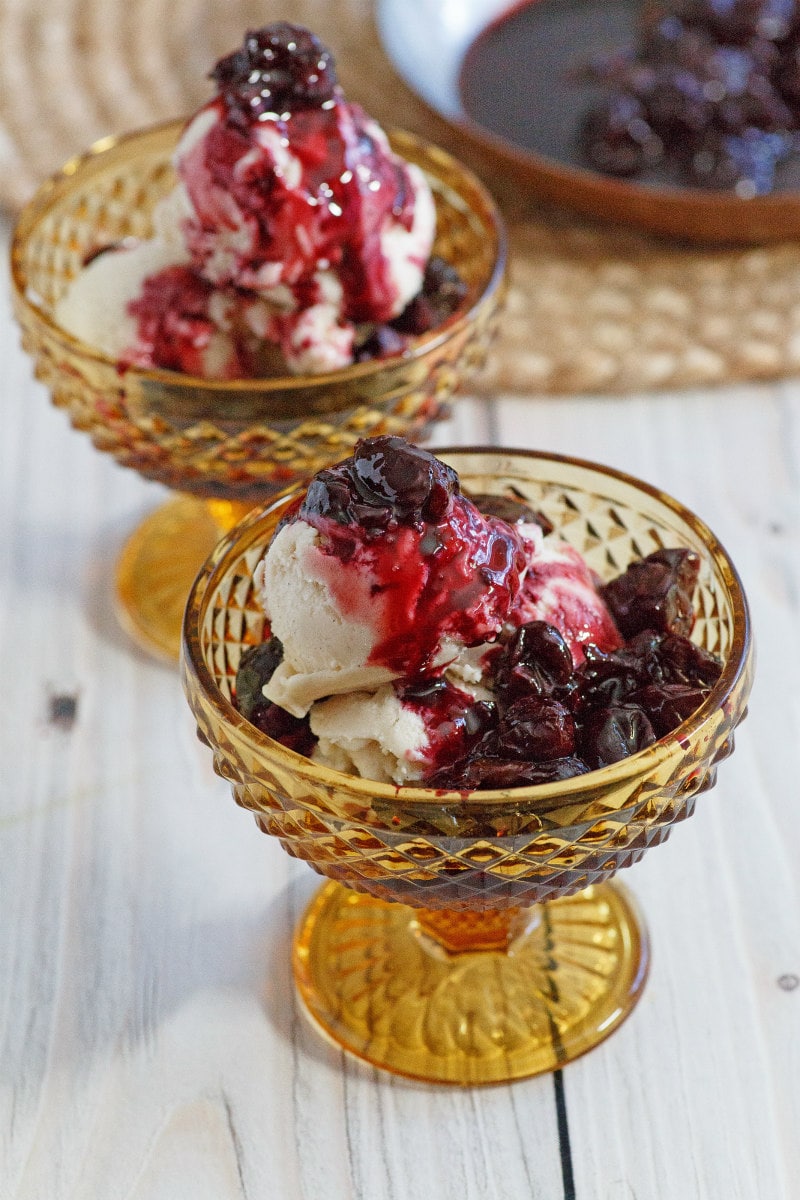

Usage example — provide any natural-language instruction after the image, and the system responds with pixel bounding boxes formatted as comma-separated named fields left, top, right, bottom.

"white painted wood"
left=2, top=208, right=799, bottom=1199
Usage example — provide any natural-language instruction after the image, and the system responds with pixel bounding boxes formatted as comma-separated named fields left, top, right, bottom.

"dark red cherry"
left=211, top=23, right=337, bottom=123
left=425, top=753, right=591, bottom=790
left=654, top=632, right=724, bottom=686
left=633, top=681, right=712, bottom=734
left=301, top=436, right=459, bottom=529
left=390, top=257, right=469, bottom=335
left=249, top=700, right=317, bottom=756
left=579, top=92, right=663, bottom=176
left=494, top=695, right=576, bottom=760
left=667, top=0, right=795, bottom=44
left=573, top=639, right=656, bottom=710
left=353, top=325, right=407, bottom=362
left=495, top=621, right=575, bottom=701
left=351, top=436, right=457, bottom=521
left=601, top=547, right=701, bottom=637
left=580, top=704, right=657, bottom=769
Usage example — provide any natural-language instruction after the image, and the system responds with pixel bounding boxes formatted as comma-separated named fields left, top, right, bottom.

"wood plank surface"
left=2, top=211, right=798, bottom=1199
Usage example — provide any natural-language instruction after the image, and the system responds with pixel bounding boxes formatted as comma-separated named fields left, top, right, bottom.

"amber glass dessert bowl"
left=11, top=120, right=505, bottom=662
left=181, top=447, right=752, bottom=1085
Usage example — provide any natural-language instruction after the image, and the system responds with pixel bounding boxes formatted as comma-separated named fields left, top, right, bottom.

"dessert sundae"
left=55, top=23, right=465, bottom=377
left=576, top=0, right=800, bottom=194
left=234, top=437, right=722, bottom=790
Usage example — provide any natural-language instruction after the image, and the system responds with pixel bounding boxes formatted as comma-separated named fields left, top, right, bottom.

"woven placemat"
left=4, top=0, right=800, bottom=394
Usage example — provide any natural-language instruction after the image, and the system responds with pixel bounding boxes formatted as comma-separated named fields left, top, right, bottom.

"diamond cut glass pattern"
left=12, top=121, right=505, bottom=662
left=11, top=121, right=506, bottom=504
left=181, top=449, right=753, bottom=1084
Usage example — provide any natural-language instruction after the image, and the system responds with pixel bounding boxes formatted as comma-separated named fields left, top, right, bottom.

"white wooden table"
left=2, top=205, right=798, bottom=1200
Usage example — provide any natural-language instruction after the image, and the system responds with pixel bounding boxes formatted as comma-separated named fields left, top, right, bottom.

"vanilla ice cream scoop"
left=256, top=437, right=528, bottom=717
left=310, top=672, right=496, bottom=785
left=54, top=23, right=437, bottom=378
left=310, top=685, right=429, bottom=784
left=170, top=23, right=435, bottom=372
left=237, top=440, right=723, bottom=790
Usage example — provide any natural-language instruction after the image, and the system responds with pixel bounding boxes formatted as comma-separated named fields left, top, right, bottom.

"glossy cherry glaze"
left=123, top=265, right=258, bottom=378
left=235, top=438, right=723, bottom=788
left=180, top=23, right=418, bottom=324
left=211, top=23, right=339, bottom=120
left=297, top=436, right=528, bottom=676
left=120, top=24, right=467, bottom=375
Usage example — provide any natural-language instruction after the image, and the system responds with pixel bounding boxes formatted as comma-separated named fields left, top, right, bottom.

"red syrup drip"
left=303, top=493, right=527, bottom=679
left=124, top=264, right=254, bottom=378
left=397, top=679, right=496, bottom=772
left=514, top=547, right=624, bottom=663
left=178, top=94, right=417, bottom=323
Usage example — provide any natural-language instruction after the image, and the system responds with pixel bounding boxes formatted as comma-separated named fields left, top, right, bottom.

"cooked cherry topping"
left=248, top=700, right=316, bottom=756
left=579, top=92, right=663, bottom=177
left=576, top=0, right=800, bottom=193
left=234, top=637, right=316, bottom=756
left=421, top=619, right=720, bottom=787
left=776, top=24, right=800, bottom=99
left=353, top=325, right=408, bottom=363
left=389, top=257, right=469, bottom=336
left=574, top=638, right=657, bottom=709
left=353, top=257, right=470, bottom=362
left=235, top=638, right=284, bottom=719
left=491, top=695, right=576, bottom=760
left=601, top=547, right=701, bottom=637
left=426, top=752, right=591, bottom=790
left=632, top=681, right=711, bottom=734
left=464, top=492, right=554, bottom=534
left=420, top=583, right=722, bottom=786
left=211, top=23, right=337, bottom=124
left=575, top=628, right=722, bottom=708
left=237, top=455, right=723, bottom=790
left=669, top=0, right=795, bottom=45
left=579, top=705, right=657, bottom=769
left=353, top=437, right=455, bottom=520
left=495, top=620, right=575, bottom=700
left=652, top=630, right=724, bottom=685
left=301, top=436, right=459, bottom=529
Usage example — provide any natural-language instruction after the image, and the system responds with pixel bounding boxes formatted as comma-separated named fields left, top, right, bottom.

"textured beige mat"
left=4, top=0, right=800, bottom=394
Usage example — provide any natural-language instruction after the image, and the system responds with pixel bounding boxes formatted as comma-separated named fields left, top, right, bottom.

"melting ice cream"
left=234, top=438, right=721, bottom=790
left=55, top=24, right=439, bottom=377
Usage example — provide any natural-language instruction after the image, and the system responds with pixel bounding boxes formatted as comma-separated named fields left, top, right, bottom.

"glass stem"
left=412, top=905, right=542, bottom=956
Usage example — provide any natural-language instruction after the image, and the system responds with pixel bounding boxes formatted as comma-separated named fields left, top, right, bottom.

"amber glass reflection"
left=12, top=121, right=506, bottom=660
left=182, top=449, right=753, bottom=1085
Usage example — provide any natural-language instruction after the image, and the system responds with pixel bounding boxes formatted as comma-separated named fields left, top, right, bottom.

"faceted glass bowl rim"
left=10, top=118, right=507, bottom=409
left=181, top=446, right=753, bottom=819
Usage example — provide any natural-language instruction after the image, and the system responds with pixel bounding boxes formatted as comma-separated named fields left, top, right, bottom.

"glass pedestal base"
left=293, top=880, right=649, bottom=1085
left=115, top=495, right=251, bottom=662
